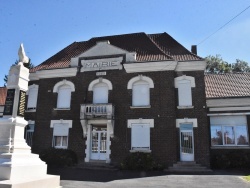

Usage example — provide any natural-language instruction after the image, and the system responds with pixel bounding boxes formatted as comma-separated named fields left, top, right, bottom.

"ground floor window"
left=50, top=120, right=72, bottom=149
left=127, top=119, right=154, bottom=152
left=25, top=122, right=35, bottom=147
left=210, top=115, right=249, bottom=146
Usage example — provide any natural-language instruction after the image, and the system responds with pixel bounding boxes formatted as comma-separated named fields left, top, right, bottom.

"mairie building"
left=1, top=32, right=250, bottom=169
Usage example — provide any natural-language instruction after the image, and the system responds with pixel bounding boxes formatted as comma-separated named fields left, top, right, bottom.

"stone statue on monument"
left=18, top=43, right=29, bottom=64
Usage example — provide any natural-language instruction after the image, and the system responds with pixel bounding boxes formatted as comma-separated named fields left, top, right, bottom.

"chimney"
left=191, top=45, right=197, bottom=55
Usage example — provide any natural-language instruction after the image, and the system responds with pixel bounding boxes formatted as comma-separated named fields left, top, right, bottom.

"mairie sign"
left=81, top=57, right=123, bottom=72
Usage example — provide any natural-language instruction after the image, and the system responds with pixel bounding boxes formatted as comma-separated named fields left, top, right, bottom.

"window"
left=25, top=121, right=35, bottom=147
left=27, top=84, right=39, bottom=110
left=132, top=81, right=149, bottom=106
left=174, top=75, right=195, bottom=108
left=93, top=83, right=108, bottom=103
left=210, top=116, right=249, bottom=146
left=50, top=120, right=72, bottom=149
left=127, top=75, right=154, bottom=107
left=128, top=119, right=154, bottom=152
left=53, top=80, right=75, bottom=109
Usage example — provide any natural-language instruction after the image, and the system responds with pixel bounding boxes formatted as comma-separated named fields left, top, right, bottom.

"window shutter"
left=53, top=123, right=69, bottom=136
left=57, top=85, right=71, bottom=108
left=178, top=80, right=192, bottom=106
left=27, top=87, right=38, bottom=109
left=132, top=81, right=149, bottom=106
left=93, top=83, right=108, bottom=104
left=131, top=124, right=150, bottom=149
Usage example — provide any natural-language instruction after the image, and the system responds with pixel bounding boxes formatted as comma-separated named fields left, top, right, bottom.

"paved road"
left=48, top=168, right=250, bottom=188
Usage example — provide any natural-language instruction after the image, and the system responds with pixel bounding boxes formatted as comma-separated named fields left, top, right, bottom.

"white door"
left=180, top=124, right=194, bottom=161
left=90, top=127, right=107, bottom=160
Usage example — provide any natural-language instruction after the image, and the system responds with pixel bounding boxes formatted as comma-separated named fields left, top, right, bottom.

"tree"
left=232, top=59, right=250, bottom=72
left=3, top=59, right=34, bottom=86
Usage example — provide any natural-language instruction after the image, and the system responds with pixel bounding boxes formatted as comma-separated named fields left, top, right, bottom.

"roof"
left=31, top=32, right=202, bottom=72
left=0, top=87, right=7, bottom=106
left=205, top=73, right=250, bottom=98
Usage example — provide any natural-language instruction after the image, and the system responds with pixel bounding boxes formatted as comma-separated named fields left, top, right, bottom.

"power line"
left=197, top=5, right=250, bottom=46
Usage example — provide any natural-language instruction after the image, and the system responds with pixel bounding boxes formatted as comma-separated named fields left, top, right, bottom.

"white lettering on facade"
left=83, top=61, right=118, bottom=68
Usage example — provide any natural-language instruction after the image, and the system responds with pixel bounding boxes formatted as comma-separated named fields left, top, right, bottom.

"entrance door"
left=180, top=124, right=194, bottom=161
left=90, top=126, right=107, bottom=160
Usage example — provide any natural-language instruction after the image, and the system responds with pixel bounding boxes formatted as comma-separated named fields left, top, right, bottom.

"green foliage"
left=211, top=151, right=250, bottom=169
left=205, top=55, right=249, bottom=73
left=120, top=152, right=164, bottom=171
left=39, top=148, right=78, bottom=167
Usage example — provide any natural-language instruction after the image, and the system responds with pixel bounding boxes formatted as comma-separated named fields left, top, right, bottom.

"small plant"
left=39, top=148, right=78, bottom=167
left=120, top=152, right=164, bottom=171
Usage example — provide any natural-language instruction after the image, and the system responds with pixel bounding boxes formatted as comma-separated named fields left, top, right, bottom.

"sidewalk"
left=48, top=167, right=250, bottom=188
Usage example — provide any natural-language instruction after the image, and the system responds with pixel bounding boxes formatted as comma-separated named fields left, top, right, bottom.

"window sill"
left=53, top=108, right=71, bottom=111
left=211, top=146, right=250, bottom=149
left=130, top=149, right=151, bottom=153
left=130, top=105, right=151, bottom=109
left=177, top=106, right=194, bottom=109
left=25, top=109, right=36, bottom=112
left=54, top=146, right=68, bottom=149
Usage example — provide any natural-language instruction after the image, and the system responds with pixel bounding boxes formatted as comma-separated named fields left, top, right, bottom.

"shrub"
left=39, top=148, right=78, bottom=167
left=120, top=152, right=164, bottom=171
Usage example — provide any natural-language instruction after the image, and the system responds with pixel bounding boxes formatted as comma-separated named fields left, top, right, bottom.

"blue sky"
left=0, top=0, right=250, bottom=86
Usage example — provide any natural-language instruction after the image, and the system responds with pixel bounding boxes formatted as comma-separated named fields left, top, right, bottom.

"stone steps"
left=166, top=161, right=212, bottom=173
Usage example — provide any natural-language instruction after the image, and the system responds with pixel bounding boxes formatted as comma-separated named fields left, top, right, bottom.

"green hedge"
left=211, top=151, right=250, bottom=169
left=39, top=148, right=78, bottom=167
left=120, top=152, right=164, bottom=171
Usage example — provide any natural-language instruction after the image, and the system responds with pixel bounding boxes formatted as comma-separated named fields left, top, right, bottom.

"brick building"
left=23, top=32, right=211, bottom=168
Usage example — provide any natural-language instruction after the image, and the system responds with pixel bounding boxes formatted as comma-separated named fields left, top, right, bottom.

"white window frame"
left=93, top=82, right=109, bottom=104
left=50, top=120, right=72, bottom=149
left=127, top=75, right=154, bottom=108
left=210, top=116, right=249, bottom=147
left=127, top=119, right=154, bottom=153
left=53, top=80, right=75, bottom=109
left=26, top=84, right=39, bottom=111
left=174, top=75, right=195, bottom=109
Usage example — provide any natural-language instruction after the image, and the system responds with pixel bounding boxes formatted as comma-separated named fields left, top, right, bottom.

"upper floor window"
left=53, top=80, right=75, bottom=109
left=88, top=78, right=113, bottom=104
left=26, top=84, right=39, bottom=110
left=127, top=75, right=154, bottom=107
left=174, top=75, right=195, bottom=108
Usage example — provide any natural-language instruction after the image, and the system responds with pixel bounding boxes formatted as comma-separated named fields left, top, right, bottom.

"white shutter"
left=27, top=87, right=38, bottom=109
left=178, top=80, right=192, bottom=106
left=53, top=123, right=69, bottom=136
left=131, top=124, right=150, bottom=149
left=57, top=85, right=71, bottom=108
left=93, top=83, right=108, bottom=104
left=132, top=81, right=149, bottom=106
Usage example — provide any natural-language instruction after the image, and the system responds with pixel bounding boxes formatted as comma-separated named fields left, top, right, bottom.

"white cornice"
left=124, top=61, right=177, bottom=73
left=175, top=61, right=206, bottom=72
left=29, top=68, right=77, bottom=81
left=206, top=98, right=250, bottom=107
left=209, top=106, right=250, bottom=112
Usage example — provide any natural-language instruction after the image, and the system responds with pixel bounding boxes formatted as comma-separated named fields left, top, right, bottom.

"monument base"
left=0, top=175, right=61, bottom=188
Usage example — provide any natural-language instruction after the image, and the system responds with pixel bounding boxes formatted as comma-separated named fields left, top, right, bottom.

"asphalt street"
left=48, top=167, right=250, bottom=188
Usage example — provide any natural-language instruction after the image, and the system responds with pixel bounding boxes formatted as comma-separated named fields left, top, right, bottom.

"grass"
left=243, top=175, right=250, bottom=182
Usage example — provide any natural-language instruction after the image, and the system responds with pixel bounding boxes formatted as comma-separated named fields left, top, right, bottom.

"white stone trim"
left=207, top=112, right=250, bottom=116
left=53, top=79, right=75, bottom=93
left=127, top=75, right=154, bottom=89
left=209, top=106, right=250, bottom=112
left=124, top=61, right=177, bottom=73
left=88, top=78, right=113, bottom=91
left=50, top=120, right=73, bottom=128
left=176, top=118, right=197, bottom=128
left=174, top=75, right=195, bottom=88
left=127, top=119, right=154, bottom=128
left=175, top=61, right=206, bottom=72
left=29, top=67, right=77, bottom=81
left=206, top=98, right=250, bottom=107
left=28, top=120, right=35, bottom=124
left=177, top=106, right=194, bottom=109
left=26, top=84, right=39, bottom=95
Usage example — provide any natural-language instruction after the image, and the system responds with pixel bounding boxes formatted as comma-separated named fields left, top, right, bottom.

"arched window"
left=127, top=75, right=154, bottom=107
left=88, top=78, right=112, bottom=104
left=93, top=82, right=108, bottom=104
left=53, top=80, right=75, bottom=109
